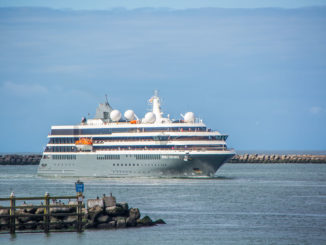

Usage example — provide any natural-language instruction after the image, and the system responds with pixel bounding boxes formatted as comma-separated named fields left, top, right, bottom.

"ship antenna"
left=105, top=94, right=109, bottom=105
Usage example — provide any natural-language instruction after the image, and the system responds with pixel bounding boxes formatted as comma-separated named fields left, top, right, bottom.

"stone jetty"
left=227, top=154, right=326, bottom=164
left=1, top=154, right=325, bottom=165
left=0, top=154, right=41, bottom=165
left=0, top=193, right=165, bottom=232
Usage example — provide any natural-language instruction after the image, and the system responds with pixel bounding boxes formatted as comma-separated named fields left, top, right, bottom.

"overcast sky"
left=0, top=3, right=326, bottom=152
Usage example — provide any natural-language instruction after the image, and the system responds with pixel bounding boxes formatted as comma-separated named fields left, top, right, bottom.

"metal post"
left=77, top=193, right=82, bottom=232
left=9, top=192, right=15, bottom=234
left=44, top=192, right=50, bottom=233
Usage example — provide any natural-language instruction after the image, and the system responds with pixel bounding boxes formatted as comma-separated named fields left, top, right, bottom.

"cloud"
left=1, top=81, right=48, bottom=96
left=309, top=106, right=324, bottom=115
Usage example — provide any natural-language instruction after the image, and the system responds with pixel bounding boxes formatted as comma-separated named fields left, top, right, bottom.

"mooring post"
left=9, top=192, right=16, bottom=234
left=77, top=193, right=83, bottom=232
left=44, top=192, right=50, bottom=233
left=75, top=180, right=84, bottom=232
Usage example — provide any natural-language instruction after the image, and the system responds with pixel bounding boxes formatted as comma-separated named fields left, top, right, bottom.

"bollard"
left=44, top=192, right=50, bottom=233
left=77, top=193, right=83, bottom=232
left=9, top=192, right=16, bottom=234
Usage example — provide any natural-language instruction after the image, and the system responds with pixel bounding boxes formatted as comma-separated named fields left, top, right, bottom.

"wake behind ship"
left=37, top=91, right=235, bottom=177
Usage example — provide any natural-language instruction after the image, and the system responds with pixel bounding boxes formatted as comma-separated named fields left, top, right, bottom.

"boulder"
left=154, top=219, right=166, bottom=225
left=90, top=210, right=104, bottom=225
left=129, top=208, right=140, bottom=220
left=126, top=216, right=137, bottom=227
left=97, top=221, right=116, bottom=229
left=16, top=209, right=33, bottom=223
left=108, top=220, right=116, bottom=228
left=105, top=206, right=126, bottom=216
left=35, top=208, right=44, bottom=215
left=137, top=216, right=153, bottom=227
left=0, top=217, right=9, bottom=226
left=18, top=214, right=33, bottom=223
left=64, top=215, right=78, bottom=224
left=50, top=217, right=60, bottom=223
left=88, top=205, right=102, bottom=214
left=0, top=208, right=9, bottom=216
left=87, top=205, right=103, bottom=223
left=97, top=214, right=110, bottom=224
left=26, top=207, right=37, bottom=214
left=85, top=222, right=94, bottom=229
left=117, top=202, right=129, bottom=212
left=116, top=217, right=126, bottom=228
left=25, top=220, right=37, bottom=230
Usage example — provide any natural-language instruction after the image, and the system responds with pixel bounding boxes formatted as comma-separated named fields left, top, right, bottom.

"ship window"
left=117, top=164, right=119, bottom=166
left=113, top=164, right=115, bottom=166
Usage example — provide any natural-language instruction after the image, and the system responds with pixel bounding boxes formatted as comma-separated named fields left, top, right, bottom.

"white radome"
left=184, top=112, right=195, bottom=123
left=144, top=112, right=156, bottom=123
left=110, top=110, right=122, bottom=122
left=124, top=110, right=135, bottom=121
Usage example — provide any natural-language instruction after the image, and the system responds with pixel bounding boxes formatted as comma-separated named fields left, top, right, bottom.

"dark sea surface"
left=1, top=164, right=326, bottom=245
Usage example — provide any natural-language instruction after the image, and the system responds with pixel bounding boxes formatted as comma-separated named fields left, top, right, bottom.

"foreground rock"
left=85, top=194, right=163, bottom=229
left=0, top=194, right=165, bottom=232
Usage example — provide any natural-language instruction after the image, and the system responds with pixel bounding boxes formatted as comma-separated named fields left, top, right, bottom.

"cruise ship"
left=37, top=91, right=235, bottom=177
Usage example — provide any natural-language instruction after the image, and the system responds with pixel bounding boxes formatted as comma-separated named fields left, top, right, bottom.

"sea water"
left=0, top=164, right=326, bottom=245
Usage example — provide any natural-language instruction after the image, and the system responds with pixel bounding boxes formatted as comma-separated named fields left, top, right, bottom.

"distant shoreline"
left=0, top=153, right=326, bottom=165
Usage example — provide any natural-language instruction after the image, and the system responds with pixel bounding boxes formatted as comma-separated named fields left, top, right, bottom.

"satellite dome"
left=144, top=112, right=156, bottom=123
left=110, top=110, right=121, bottom=122
left=124, top=110, right=135, bottom=121
left=184, top=112, right=195, bottom=123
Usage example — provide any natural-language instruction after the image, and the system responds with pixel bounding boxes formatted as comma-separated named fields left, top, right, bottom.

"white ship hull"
left=38, top=150, right=235, bottom=178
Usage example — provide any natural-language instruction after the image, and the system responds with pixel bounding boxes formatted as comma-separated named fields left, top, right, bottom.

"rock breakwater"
left=1, top=154, right=325, bottom=165
left=0, top=154, right=41, bottom=165
left=228, top=154, right=326, bottom=163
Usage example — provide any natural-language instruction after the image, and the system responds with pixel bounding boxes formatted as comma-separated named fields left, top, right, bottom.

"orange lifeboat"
left=75, top=138, right=93, bottom=145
